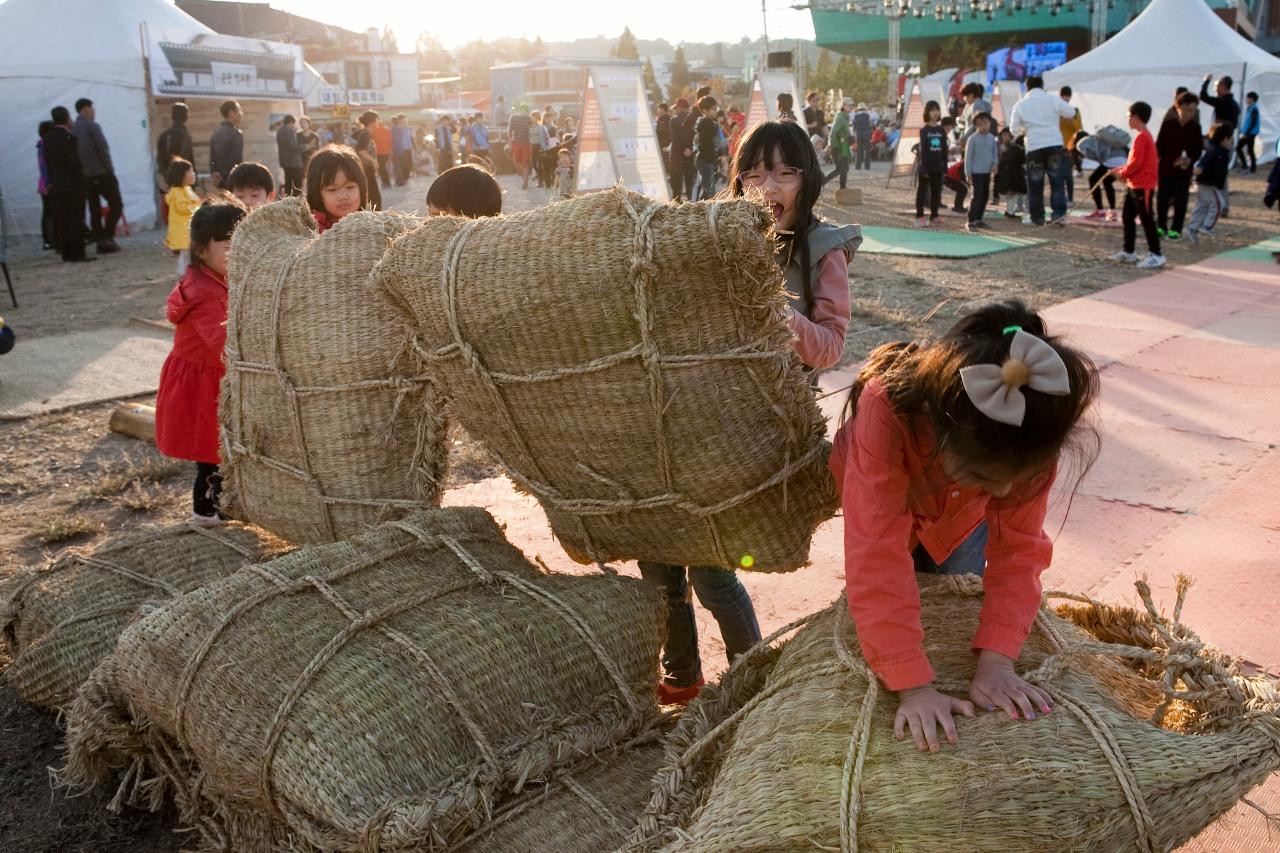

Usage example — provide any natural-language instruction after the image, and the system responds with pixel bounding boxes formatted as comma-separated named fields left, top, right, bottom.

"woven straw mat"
left=65, top=506, right=664, bottom=853
left=0, top=521, right=288, bottom=711
left=625, top=573, right=1280, bottom=853
left=221, top=197, right=446, bottom=544
left=371, top=186, right=836, bottom=573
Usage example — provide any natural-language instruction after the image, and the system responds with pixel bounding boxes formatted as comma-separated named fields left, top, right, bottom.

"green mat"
left=1216, top=237, right=1280, bottom=265
left=857, top=225, right=1046, bottom=258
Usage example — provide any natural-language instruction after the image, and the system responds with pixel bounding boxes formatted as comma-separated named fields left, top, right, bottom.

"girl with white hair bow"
left=830, top=300, right=1100, bottom=754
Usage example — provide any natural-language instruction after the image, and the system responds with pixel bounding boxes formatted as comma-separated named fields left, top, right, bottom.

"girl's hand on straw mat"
left=894, top=685, right=975, bottom=752
left=969, top=649, right=1053, bottom=722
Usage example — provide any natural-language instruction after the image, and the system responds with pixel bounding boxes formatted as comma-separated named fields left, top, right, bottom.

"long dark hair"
left=305, top=144, right=368, bottom=214
left=843, top=300, right=1100, bottom=501
left=726, top=121, right=825, bottom=314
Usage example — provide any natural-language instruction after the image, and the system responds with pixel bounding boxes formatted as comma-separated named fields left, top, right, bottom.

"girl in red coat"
left=832, top=301, right=1100, bottom=753
left=155, top=202, right=246, bottom=526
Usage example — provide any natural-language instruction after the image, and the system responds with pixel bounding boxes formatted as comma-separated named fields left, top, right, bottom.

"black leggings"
left=194, top=462, right=222, bottom=517
left=1090, top=166, right=1116, bottom=210
left=1123, top=187, right=1160, bottom=255
left=1237, top=134, right=1257, bottom=172
left=916, top=171, right=942, bottom=217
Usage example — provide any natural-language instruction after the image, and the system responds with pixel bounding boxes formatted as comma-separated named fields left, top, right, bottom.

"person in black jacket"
left=655, top=102, right=672, bottom=178
left=1199, top=74, right=1239, bottom=216
left=693, top=96, right=722, bottom=200
left=1155, top=92, right=1203, bottom=239
left=42, top=106, right=93, bottom=263
left=157, top=102, right=195, bottom=181
left=209, top=100, right=244, bottom=189
left=668, top=98, right=697, bottom=201
left=1186, top=122, right=1233, bottom=243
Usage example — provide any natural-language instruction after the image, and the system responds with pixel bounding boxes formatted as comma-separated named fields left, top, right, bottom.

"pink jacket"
left=788, top=247, right=853, bottom=369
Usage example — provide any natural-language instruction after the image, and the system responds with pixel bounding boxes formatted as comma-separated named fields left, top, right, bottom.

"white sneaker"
left=914, top=216, right=930, bottom=228
left=188, top=512, right=226, bottom=528
left=1137, top=253, right=1166, bottom=269
left=1110, top=251, right=1139, bottom=263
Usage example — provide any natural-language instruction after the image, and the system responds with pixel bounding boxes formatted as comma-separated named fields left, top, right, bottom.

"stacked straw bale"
left=626, top=574, right=1280, bottom=852
left=0, top=521, right=288, bottom=710
left=65, top=507, right=664, bottom=852
left=221, top=197, right=446, bottom=544
left=371, top=187, right=836, bottom=572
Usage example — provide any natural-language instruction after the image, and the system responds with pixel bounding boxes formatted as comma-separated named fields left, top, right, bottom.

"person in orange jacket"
left=155, top=202, right=246, bottom=525
left=830, top=300, right=1100, bottom=753
left=1109, top=102, right=1164, bottom=269
left=372, top=117, right=393, bottom=189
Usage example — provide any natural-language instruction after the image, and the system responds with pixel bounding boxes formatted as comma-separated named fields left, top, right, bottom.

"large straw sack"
left=221, top=197, right=445, bottom=544
left=65, top=507, right=664, bottom=853
left=626, top=574, right=1280, bottom=852
left=452, top=732, right=667, bottom=853
left=0, top=521, right=288, bottom=710
left=371, top=187, right=835, bottom=572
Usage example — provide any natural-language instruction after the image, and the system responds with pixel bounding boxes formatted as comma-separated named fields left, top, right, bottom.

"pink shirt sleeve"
left=972, top=469, right=1056, bottom=660
left=838, top=383, right=936, bottom=691
left=788, top=247, right=851, bottom=370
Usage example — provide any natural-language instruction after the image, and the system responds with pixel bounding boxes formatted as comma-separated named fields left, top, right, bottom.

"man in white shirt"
left=1008, top=75, right=1077, bottom=225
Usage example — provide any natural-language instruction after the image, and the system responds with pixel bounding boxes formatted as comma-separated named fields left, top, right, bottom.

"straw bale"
left=0, top=521, right=288, bottom=710
left=628, top=574, right=1280, bottom=852
left=65, top=507, right=664, bottom=853
left=371, top=187, right=835, bottom=572
left=221, top=197, right=446, bottom=544
left=451, top=732, right=668, bottom=852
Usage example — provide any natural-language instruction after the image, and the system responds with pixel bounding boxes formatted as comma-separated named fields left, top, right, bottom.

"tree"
left=668, top=46, right=691, bottom=101
left=612, top=26, right=640, bottom=61
left=531, top=36, right=545, bottom=56
left=456, top=39, right=495, bottom=89
left=642, top=57, right=663, bottom=106
left=933, top=36, right=986, bottom=73
left=380, top=25, right=398, bottom=53
left=415, top=33, right=453, bottom=75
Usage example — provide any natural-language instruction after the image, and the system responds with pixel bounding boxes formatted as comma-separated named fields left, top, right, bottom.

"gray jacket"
left=780, top=219, right=862, bottom=319
left=964, top=131, right=999, bottom=176
left=210, top=120, right=244, bottom=184
left=276, top=124, right=303, bottom=169
left=72, top=116, right=114, bottom=177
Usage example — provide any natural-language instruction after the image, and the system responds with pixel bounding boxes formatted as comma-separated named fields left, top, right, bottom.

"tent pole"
left=140, top=22, right=161, bottom=229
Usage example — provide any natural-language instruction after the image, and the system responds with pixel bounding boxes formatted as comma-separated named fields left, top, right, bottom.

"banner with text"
left=575, top=67, right=670, bottom=201
left=146, top=25, right=304, bottom=100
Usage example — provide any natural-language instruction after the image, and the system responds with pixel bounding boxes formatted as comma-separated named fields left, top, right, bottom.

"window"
left=323, top=71, right=340, bottom=85
left=345, top=61, right=371, bottom=89
left=378, top=61, right=392, bottom=88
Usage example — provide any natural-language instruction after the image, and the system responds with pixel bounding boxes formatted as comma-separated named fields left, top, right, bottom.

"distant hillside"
left=539, top=36, right=816, bottom=64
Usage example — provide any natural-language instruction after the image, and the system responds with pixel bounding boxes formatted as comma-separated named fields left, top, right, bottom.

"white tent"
left=1046, top=0, right=1280, bottom=164
left=0, top=0, right=213, bottom=237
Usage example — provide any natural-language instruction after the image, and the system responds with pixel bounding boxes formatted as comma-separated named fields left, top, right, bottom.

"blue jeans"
left=695, top=162, right=719, bottom=200
left=913, top=522, right=989, bottom=576
left=1024, top=146, right=1069, bottom=225
left=637, top=562, right=762, bottom=687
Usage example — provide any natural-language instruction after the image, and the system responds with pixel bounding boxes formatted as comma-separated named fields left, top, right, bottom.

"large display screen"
left=986, top=42, right=1068, bottom=85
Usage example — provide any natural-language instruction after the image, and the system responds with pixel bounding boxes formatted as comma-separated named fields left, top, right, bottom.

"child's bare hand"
left=894, top=685, right=974, bottom=752
left=969, top=650, right=1053, bottom=721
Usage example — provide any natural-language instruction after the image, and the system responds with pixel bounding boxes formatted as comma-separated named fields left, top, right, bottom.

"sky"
left=267, top=0, right=817, bottom=50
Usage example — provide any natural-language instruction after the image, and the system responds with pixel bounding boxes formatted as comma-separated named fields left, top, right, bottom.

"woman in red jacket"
left=155, top=202, right=246, bottom=525
left=831, top=300, right=1099, bottom=753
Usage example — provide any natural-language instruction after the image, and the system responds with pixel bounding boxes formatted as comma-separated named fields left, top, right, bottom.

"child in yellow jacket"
left=164, top=158, right=202, bottom=273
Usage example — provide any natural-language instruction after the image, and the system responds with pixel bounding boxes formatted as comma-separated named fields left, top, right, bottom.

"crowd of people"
left=654, top=86, right=902, bottom=202
left=894, top=71, right=1270, bottom=271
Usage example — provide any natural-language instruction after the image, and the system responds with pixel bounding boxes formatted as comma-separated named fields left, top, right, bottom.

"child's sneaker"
left=1003, top=211, right=1020, bottom=219
left=1156, top=227, right=1167, bottom=238
left=914, top=216, right=929, bottom=228
left=1110, top=251, right=1139, bottom=263
left=1185, top=229, right=1198, bottom=244
left=965, top=222, right=979, bottom=232
left=188, top=512, right=225, bottom=528
left=1165, top=230, right=1180, bottom=241
left=974, top=220, right=992, bottom=229
left=1085, top=209, right=1108, bottom=220
left=1137, top=253, right=1166, bottom=269
left=657, top=678, right=705, bottom=705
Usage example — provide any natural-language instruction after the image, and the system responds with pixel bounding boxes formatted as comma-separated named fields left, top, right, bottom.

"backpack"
left=1095, top=125, right=1131, bottom=149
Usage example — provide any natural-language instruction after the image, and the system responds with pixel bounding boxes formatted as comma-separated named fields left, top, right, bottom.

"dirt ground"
left=0, top=166, right=1275, bottom=851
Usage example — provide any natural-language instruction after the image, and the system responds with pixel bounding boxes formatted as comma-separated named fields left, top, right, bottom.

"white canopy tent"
left=0, top=0, right=215, bottom=237
left=1046, top=0, right=1280, bottom=164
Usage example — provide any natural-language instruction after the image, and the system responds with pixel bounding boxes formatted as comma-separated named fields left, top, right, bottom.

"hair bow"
left=959, top=330, right=1071, bottom=426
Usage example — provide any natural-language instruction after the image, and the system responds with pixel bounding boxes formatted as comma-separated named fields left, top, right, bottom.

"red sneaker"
left=657, top=678, right=706, bottom=705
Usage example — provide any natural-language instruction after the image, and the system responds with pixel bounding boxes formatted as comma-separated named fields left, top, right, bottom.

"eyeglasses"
left=739, top=167, right=804, bottom=188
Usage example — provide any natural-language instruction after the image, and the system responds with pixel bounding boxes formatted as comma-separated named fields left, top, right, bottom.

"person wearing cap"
left=825, top=97, right=853, bottom=189
left=668, top=97, right=697, bottom=201
left=853, top=102, right=874, bottom=171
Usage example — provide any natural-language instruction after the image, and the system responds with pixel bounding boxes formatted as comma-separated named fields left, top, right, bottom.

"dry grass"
left=33, top=515, right=102, bottom=545
left=110, top=482, right=173, bottom=514
left=83, top=456, right=187, bottom=503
